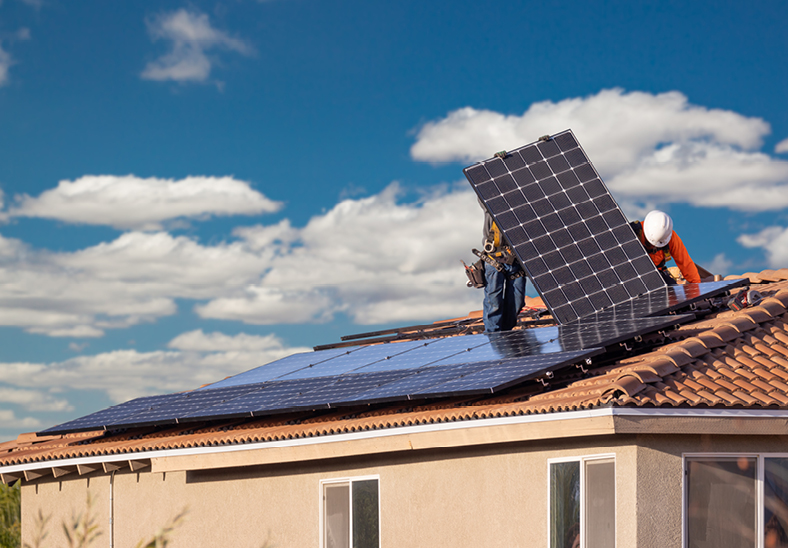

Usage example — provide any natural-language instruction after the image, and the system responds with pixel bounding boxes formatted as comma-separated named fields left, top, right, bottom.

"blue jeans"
left=483, top=262, right=526, bottom=332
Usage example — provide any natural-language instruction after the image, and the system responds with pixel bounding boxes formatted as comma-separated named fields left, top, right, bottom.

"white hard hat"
left=643, top=210, right=673, bottom=248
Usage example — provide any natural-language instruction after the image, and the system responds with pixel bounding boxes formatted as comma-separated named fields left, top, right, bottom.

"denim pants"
left=483, top=262, right=526, bottom=332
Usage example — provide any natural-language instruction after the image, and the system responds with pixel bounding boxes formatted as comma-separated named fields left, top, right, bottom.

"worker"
left=481, top=205, right=526, bottom=331
left=630, top=210, right=701, bottom=284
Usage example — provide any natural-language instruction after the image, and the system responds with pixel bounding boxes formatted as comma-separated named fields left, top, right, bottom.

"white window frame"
left=547, top=453, right=617, bottom=548
left=319, top=475, right=381, bottom=548
left=683, top=452, right=788, bottom=548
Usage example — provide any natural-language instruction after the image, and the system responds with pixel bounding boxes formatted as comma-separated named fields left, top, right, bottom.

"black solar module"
left=110, top=384, right=267, bottom=428
left=182, top=376, right=339, bottom=421
left=588, top=279, right=749, bottom=321
left=416, top=348, right=604, bottom=398
left=205, top=345, right=366, bottom=389
left=41, top=393, right=181, bottom=435
left=464, top=130, right=667, bottom=324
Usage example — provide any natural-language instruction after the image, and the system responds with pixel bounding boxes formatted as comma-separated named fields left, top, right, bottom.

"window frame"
left=683, top=452, right=788, bottom=548
left=319, top=475, right=381, bottom=548
left=547, top=453, right=617, bottom=548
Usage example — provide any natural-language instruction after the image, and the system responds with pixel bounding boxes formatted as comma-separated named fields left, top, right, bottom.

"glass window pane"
left=352, top=479, right=379, bottom=548
left=325, top=483, right=350, bottom=548
left=585, top=458, right=615, bottom=548
left=765, top=458, right=788, bottom=548
left=551, top=461, right=580, bottom=548
left=686, top=457, right=756, bottom=548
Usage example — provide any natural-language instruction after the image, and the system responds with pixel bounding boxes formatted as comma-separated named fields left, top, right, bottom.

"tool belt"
left=463, top=259, right=486, bottom=288
left=471, top=248, right=525, bottom=281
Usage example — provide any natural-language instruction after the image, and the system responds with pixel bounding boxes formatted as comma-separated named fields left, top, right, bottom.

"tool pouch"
left=464, top=259, right=486, bottom=288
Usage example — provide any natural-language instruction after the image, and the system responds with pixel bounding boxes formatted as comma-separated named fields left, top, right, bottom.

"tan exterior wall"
left=21, top=436, right=634, bottom=548
left=632, top=434, right=788, bottom=548
left=20, top=431, right=788, bottom=548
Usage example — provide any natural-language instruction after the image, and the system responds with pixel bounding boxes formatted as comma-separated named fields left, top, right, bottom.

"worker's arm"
left=668, top=231, right=701, bottom=283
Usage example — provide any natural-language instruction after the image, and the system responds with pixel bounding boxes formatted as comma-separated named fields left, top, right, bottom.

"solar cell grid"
left=275, top=339, right=437, bottom=379
left=417, top=349, right=602, bottom=397
left=341, top=363, right=491, bottom=404
left=205, top=346, right=363, bottom=389
left=464, top=130, right=670, bottom=324
left=351, top=333, right=492, bottom=373
left=41, top=394, right=179, bottom=434
left=112, top=384, right=266, bottom=427
left=182, top=377, right=337, bottom=420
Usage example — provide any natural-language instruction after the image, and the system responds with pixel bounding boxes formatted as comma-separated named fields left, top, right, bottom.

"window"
left=321, top=477, right=379, bottom=548
left=685, top=455, right=788, bottom=548
left=549, top=455, right=616, bottom=548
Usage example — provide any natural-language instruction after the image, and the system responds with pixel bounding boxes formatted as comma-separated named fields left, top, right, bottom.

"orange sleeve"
left=668, top=231, right=701, bottom=283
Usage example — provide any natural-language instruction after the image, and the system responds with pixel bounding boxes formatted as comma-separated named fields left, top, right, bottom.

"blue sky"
left=0, top=0, right=787, bottom=440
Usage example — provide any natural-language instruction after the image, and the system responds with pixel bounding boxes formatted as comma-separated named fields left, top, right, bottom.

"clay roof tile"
left=742, top=308, right=775, bottom=325
left=631, top=358, right=680, bottom=377
left=694, top=332, right=728, bottom=349
left=714, top=378, right=740, bottom=393
left=771, top=290, right=788, bottom=308
left=723, top=315, right=760, bottom=333
left=676, top=339, right=711, bottom=359
left=732, top=354, right=763, bottom=371
left=753, top=368, right=778, bottom=382
left=758, top=269, right=784, bottom=282
left=767, top=391, right=788, bottom=406
left=748, top=391, right=780, bottom=406
left=758, top=299, right=788, bottom=318
left=731, top=391, right=759, bottom=406
left=741, top=272, right=764, bottom=284
left=713, top=324, right=744, bottom=342
left=749, top=377, right=774, bottom=393
left=660, top=349, right=694, bottom=368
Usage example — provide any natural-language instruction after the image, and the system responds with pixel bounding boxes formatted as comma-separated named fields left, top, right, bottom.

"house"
left=2, top=269, right=788, bottom=548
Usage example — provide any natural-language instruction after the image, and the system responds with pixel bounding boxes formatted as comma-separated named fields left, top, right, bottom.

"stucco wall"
left=21, top=436, right=634, bottom=548
left=632, top=433, right=788, bottom=548
left=22, top=432, right=788, bottom=548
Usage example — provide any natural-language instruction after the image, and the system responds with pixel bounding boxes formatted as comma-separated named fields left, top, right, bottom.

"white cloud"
left=738, top=226, right=788, bottom=268
left=0, top=409, right=40, bottom=430
left=141, top=9, right=253, bottom=83
left=0, top=182, right=485, bottom=337
left=0, top=230, right=275, bottom=337
left=168, top=329, right=294, bottom=353
left=0, top=44, right=12, bottom=86
left=197, top=182, right=482, bottom=325
left=776, top=138, right=788, bottom=154
left=0, top=331, right=310, bottom=405
left=411, top=89, right=788, bottom=212
left=8, top=174, right=281, bottom=230
left=0, top=387, right=71, bottom=412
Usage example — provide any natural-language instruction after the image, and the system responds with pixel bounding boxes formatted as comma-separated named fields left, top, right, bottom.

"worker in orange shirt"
left=630, top=210, right=701, bottom=284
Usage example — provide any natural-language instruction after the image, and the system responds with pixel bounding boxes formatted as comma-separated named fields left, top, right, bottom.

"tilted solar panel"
left=464, top=130, right=666, bottom=324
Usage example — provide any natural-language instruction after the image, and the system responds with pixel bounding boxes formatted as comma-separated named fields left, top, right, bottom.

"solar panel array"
left=40, top=130, right=750, bottom=437
left=464, top=130, right=667, bottom=324
left=42, top=346, right=602, bottom=434
left=42, top=311, right=704, bottom=435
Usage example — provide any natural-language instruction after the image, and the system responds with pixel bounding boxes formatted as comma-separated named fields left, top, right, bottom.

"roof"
left=3, top=269, right=788, bottom=477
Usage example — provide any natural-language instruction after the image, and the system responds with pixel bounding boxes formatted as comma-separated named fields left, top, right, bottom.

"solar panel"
left=275, top=339, right=444, bottom=379
left=416, top=348, right=604, bottom=398
left=204, top=346, right=365, bottom=389
left=40, top=393, right=181, bottom=435
left=110, top=384, right=267, bottom=428
left=343, top=362, right=494, bottom=403
left=464, top=130, right=666, bottom=324
left=588, top=279, right=748, bottom=321
left=182, top=376, right=339, bottom=421
left=349, top=335, right=492, bottom=373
